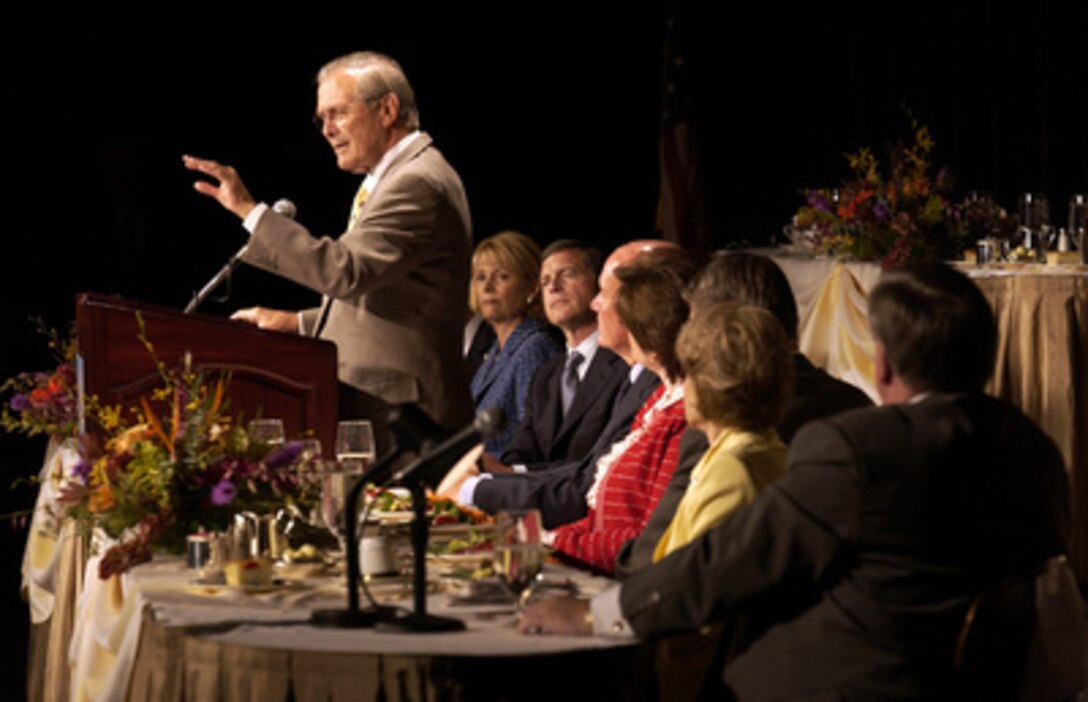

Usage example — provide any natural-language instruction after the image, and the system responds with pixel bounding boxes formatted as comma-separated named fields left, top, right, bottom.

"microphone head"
left=473, top=407, right=505, bottom=438
left=272, top=199, right=297, bottom=219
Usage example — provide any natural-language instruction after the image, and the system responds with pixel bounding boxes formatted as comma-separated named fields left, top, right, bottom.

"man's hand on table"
left=479, top=452, right=515, bottom=474
left=231, top=307, right=299, bottom=332
left=518, top=596, right=593, bottom=636
left=436, top=444, right=484, bottom=499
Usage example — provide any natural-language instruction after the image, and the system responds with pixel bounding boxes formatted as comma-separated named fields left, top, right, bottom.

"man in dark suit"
left=439, top=240, right=679, bottom=528
left=183, top=51, right=473, bottom=441
left=615, top=252, right=871, bottom=577
left=498, top=240, right=628, bottom=469
left=521, top=263, right=1070, bottom=700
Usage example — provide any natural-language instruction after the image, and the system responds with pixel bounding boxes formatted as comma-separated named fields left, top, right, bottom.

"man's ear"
left=874, top=342, right=894, bottom=387
left=380, top=93, right=401, bottom=128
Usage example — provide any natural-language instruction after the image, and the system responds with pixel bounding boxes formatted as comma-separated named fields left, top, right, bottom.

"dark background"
left=1, top=4, right=1085, bottom=691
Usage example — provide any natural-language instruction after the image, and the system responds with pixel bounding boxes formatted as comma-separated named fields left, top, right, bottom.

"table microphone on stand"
left=311, top=404, right=448, bottom=628
left=377, top=407, right=504, bottom=633
left=184, top=199, right=297, bottom=314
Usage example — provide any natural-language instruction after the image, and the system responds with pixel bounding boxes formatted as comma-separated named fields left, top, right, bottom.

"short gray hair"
left=317, top=51, right=420, bottom=130
left=868, top=262, right=996, bottom=393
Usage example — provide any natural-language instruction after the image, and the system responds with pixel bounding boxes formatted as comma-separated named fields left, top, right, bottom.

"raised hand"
left=183, top=154, right=257, bottom=220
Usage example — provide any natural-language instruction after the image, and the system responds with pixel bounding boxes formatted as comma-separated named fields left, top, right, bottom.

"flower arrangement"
left=792, top=121, right=968, bottom=266
left=3, top=318, right=321, bottom=579
left=1, top=322, right=79, bottom=440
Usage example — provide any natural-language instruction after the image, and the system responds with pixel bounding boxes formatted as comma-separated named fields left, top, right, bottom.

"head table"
left=21, top=442, right=648, bottom=702
left=70, top=550, right=648, bottom=702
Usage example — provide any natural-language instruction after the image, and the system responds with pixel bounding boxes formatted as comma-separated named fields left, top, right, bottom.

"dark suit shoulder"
left=795, top=393, right=1070, bottom=564
left=779, top=355, right=873, bottom=443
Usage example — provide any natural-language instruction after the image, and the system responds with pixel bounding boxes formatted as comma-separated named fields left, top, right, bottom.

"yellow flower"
left=97, top=404, right=123, bottom=432
left=111, top=424, right=150, bottom=454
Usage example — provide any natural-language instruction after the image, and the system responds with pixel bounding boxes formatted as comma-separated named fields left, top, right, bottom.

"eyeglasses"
left=312, top=94, right=384, bottom=131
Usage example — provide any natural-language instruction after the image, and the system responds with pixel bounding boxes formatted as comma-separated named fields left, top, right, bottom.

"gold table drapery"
left=768, top=252, right=1088, bottom=581
left=126, top=610, right=653, bottom=702
left=49, top=554, right=645, bottom=702
left=972, top=271, right=1088, bottom=583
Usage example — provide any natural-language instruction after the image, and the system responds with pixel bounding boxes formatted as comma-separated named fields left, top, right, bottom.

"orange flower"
left=46, top=374, right=66, bottom=396
left=88, top=484, right=116, bottom=513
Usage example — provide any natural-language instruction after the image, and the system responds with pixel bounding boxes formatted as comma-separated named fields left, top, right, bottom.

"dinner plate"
left=188, top=576, right=305, bottom=595
left=373, top=511, right=414, bottom=525
left=428, top=551, right=493, bottom=566
left=430, top=522, right=492, bottom=537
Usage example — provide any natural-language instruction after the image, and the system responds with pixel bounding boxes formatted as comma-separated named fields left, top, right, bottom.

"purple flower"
left=806, top=191, right=833, bottom=214
left=210, top=479, right=237, bottom=506
left=9, top=394, right=29, bottom=412
left=71, top=459, right=92, bottom=485
left=265, top=441, right=302, bottom=470
left=872, top=201, right=890, bottom=220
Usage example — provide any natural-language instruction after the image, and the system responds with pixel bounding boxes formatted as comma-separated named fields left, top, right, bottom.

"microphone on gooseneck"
left=184, top=199, right=297, bottom=314
left=390, top=408, right=505, bottom=486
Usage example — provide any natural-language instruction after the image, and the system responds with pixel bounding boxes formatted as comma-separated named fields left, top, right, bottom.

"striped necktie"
left=560, top=351, right=584, bottom=416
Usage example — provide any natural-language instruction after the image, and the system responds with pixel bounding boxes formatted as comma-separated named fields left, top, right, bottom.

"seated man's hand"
left=479, top=452, right=515, bottom=474
left=518, top=596, right=592, bottom=636
left=435, top=443, right=484, bottom=499
left=231, top=307, right=299, bottom=332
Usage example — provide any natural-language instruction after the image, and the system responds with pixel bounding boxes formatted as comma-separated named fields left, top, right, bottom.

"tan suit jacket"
left=241, top=133, right=474, bottom=428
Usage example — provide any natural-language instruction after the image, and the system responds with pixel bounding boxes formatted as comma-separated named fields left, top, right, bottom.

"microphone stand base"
left=310, top=607, right=387, bottom=628
left=375, top=609, right=466, bottom=633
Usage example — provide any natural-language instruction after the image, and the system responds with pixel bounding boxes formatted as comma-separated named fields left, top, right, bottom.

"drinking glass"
left=248, top=418, right=285, bottom=447
left=320, top=459, right=354, bottom=551
left=493, top=509, right=544, bottom=610
left=336, top=420, right=376, bottom=474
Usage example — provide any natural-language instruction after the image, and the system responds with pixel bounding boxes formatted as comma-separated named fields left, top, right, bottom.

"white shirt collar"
left=362, top=130, right=422, bottom=193
left=568, top=329, right=600, bottom=382
left=908, top=391, right=934, bottom=404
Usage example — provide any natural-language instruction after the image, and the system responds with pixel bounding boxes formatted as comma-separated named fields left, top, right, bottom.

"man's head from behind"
left=868, top=262, right=996, bottom=401
left=686, top=252, right=799, bottom=343
left=540, top=240, right=602, bottom=340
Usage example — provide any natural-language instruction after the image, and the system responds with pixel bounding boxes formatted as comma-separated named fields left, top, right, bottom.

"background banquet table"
left=768, top=251, right=1088, bottom=582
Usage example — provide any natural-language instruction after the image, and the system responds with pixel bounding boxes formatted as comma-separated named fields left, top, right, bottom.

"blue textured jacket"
left=470, top=318, right=560, bottom=455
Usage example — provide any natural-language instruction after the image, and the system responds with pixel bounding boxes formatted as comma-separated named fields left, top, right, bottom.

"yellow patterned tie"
left=316, top=182, right=369, bottom=337
left=347, top=183, right=369, bottom=230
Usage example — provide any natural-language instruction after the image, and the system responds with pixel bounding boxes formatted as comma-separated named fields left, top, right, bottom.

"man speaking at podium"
left=184, top=51, right=474, bottom=440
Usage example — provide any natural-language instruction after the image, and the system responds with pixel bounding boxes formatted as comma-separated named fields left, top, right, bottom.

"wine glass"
left=248, top=418, right=285, bottom=447
left=336, top=420, right=376, bottom=474
left=493, top=509, right=544, bottom=611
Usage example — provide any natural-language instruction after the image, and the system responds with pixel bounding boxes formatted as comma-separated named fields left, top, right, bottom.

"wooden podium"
left=76, top=293, right=339, bottom=450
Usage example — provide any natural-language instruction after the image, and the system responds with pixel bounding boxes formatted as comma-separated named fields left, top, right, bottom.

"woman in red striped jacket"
left=549, top=254, right=693, bottom=574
